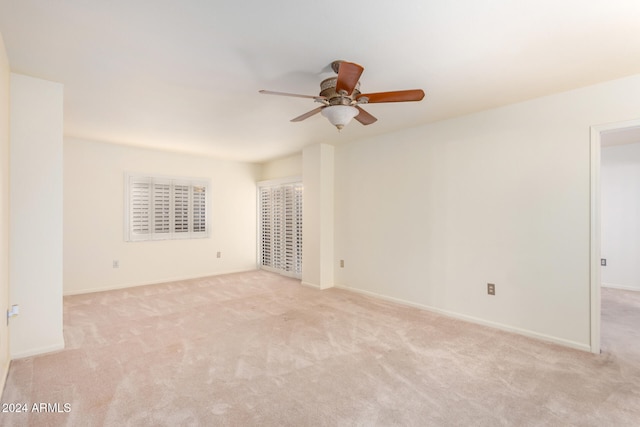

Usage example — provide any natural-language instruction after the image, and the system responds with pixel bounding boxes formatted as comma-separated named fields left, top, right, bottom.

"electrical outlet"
left=601, top=258, right=607, bottom=266
left=113, top=260, right=119, bottom=268
left=487, top=283, right=496, bottom=296
left=340, top=260, right=344, bottom=268
left=217, top=252, right=221, bottom=258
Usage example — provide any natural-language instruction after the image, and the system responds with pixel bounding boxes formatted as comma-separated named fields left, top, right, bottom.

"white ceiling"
left=1, top=1, right=640, bottom=163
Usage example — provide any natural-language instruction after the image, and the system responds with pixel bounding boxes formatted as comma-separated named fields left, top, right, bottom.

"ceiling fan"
left=259, top=60, right=425, bottom=131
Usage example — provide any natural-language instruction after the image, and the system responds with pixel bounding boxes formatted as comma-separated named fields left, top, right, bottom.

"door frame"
left=590, top=118, right=640, bottom=354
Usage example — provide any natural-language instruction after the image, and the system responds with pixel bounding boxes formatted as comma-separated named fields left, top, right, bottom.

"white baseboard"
left=63, top=268, right=257, bottom=296
left=602, top=282, right=640, bottom=292
left=11, top=341, right=65, bottom=360
left=334, top=284, right=590, bottom=353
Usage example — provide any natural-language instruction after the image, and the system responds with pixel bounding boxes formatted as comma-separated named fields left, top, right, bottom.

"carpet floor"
left=1, top=270, right=639, bottom=426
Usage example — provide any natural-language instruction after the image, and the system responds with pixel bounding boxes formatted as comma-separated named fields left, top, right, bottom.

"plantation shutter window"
left=258, top=180, right=303, bottom=278
left=125, top=174, right=210, bottom=241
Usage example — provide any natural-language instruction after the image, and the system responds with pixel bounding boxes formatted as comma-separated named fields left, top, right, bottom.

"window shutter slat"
left=153, top=183, right=171, bottom=236
left=192, top=185, right=207, bottom=234
left=130, top=179, right=151, bottom=240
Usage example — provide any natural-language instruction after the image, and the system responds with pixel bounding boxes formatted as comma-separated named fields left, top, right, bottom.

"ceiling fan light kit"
left=260, top=60, right=425, bottom=131
left=321, top=105, right=359, bottom=131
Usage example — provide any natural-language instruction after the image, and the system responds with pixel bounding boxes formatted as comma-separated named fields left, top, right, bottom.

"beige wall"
left=0, top=34, right=10, bottom=389
left=334, top=73, right=640, bottom=351
left=302, top=144, right=334, bottom=289
left=260, top=153, right=302, bottom=181
left=10, top=73, right=64, bottom=358
left=64, top=138, right=260, bottom=294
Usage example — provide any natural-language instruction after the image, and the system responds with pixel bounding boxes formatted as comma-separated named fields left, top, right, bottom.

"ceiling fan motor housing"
left=320, top=77, right=361, bottom=106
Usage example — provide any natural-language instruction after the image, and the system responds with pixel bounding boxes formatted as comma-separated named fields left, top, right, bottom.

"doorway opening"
left=590, top=119, right=640, bottom=354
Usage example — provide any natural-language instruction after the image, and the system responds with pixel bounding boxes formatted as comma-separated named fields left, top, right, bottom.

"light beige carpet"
left=1, top=271, right=639, bottom=426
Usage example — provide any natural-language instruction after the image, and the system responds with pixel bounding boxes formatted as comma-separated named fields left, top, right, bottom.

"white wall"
left=64, top=138, right=260, bottom=294
left=261, top=153, right=302, bottom=181
left=601, top=141, right=640, bottom=291
left=334, top=73, right=640, bottom=351
left=10, top=73, right=64, bottom=358
left=0, top=34, right=11, bottom=388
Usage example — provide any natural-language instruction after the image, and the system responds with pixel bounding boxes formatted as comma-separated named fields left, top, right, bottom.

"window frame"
left=124, top=172, right=210, bottom=242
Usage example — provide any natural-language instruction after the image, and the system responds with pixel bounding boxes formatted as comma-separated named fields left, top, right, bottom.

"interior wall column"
left=302, top=143, right=334, bottom=289
left=9, top=73, right=64, bottom=357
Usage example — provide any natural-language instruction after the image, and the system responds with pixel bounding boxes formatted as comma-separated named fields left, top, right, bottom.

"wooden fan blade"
left=354, top=106, right=377, bottom=125
left=358, top=89, right=425, bottom=103
left=291, top=106, right=324, bottom=122
left=259, top=90, right=326, bottom=100
left=335, top=61, right=364, bottom=96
